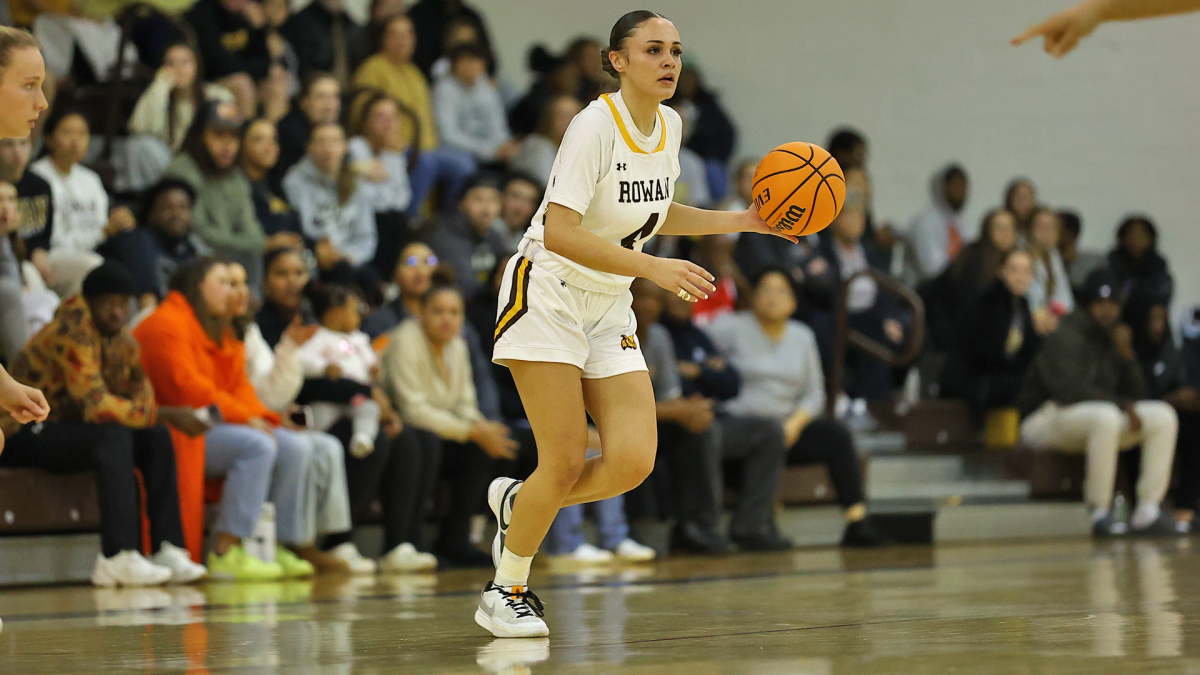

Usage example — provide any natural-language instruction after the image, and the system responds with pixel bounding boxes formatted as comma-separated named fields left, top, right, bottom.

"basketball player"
left=1013, top=0, right=1200, bottom=57
left=0, top=26, right=50, bottom=634
left=474, top=11, right=796, bottom=638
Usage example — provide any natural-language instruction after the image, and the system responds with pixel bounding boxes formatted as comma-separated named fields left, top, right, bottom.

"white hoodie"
left=906, top=164, right=968, bottom=281
left=30, top=156, right=110, bottom=254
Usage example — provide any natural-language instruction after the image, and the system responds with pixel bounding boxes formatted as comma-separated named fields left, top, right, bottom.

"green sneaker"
left=207, top=545, right=284, bottom=582
left=275, top=546, right=315, bottom=578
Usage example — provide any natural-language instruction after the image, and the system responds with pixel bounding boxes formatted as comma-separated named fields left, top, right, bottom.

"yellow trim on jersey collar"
left=601, top=93, right=667, bottom=154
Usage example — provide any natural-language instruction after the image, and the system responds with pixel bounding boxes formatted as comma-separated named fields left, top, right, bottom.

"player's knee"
left=614, top=447, right=656, bottom=491
left=544, top=451, right=587, bottom=492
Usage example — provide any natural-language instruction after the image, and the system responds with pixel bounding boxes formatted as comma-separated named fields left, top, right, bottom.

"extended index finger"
left=1010, top=20, right=1048, bottom=45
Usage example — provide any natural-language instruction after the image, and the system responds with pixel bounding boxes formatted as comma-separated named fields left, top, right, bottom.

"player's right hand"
left=0, top=380, right=49, bottom=424
left=649, top=257, right=715, bottom=303
left=1011, top=0, right=1104, bottom=57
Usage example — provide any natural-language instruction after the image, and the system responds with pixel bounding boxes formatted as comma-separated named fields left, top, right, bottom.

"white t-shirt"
left=520, top=90, right=682, bottom=294
left=30, top=156, right=110, bottom=254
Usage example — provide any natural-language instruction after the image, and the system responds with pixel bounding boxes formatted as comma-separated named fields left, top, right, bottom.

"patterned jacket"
left=0, top=295, right=157, bottom=437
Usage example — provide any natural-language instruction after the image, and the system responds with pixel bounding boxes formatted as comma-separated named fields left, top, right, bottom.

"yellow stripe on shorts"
left=494, top=257, right=533, bottom=342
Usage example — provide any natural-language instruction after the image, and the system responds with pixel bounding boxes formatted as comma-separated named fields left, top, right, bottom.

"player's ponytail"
left=601, top=10, right=667, bottom=78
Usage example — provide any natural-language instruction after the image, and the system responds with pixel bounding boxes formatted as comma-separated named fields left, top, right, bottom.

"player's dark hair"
left=601, top=10, right=668, bottom=78
left=1057, top=210, right=1082, bottom=239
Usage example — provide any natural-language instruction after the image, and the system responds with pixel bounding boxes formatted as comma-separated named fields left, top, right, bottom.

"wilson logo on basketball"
left=620, top=334, right=637, bottom=350
left=773, top=204, right=807, bottom=231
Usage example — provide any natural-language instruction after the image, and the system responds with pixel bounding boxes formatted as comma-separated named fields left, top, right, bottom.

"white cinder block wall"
left=477, top=0, right=1200, bottom=317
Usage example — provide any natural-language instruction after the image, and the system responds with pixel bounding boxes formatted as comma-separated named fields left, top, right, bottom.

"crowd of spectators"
left=0, top=0, right=1192, bottom=586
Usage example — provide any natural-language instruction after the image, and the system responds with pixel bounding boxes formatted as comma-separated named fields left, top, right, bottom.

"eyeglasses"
left=405, top=255, right=438, bottom=267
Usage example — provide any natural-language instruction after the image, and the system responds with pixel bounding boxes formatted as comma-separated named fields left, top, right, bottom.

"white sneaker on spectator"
left=488, top=477, right=522, bottom=567
left=614, top=538, right=657, bottom=562
left=379, top=542, right=437, bottom=573
left=475, top=581, right=549, bottom=638
left=349, top=433, right=375, bottom=459
left=329, top=542, right=379, bottom=575
left=566, top=543, right=614, bottom=564
left=92, top=551, right=173, bottom=587
left=150, top=543, right=208, bottom=584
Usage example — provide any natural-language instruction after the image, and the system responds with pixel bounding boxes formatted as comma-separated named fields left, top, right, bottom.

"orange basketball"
left=751, top=142, right=845, bottom=236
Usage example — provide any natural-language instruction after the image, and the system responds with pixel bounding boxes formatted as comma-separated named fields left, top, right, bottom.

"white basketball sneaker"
left=474, top=581, right=549, bottom=638
left=488, top=477, right=522, bottom=567
left=329, top=542, right=380, bottom=575
left=150, top=543, right=208, bottom=584
left=91, top=551, right=173, bottom=587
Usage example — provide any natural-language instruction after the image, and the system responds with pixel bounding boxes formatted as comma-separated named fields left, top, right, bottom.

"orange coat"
left=133, top=292, right=281, bottom=560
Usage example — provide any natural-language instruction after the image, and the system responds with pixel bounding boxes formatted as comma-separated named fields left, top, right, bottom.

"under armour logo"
left=620, top=334, right=637, bottom=350
left=616, top=163, right=627, bottom=171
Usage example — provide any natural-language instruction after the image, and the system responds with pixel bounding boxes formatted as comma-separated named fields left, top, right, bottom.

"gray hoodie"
left=906, top=164, right=966, bottom=280
left=283, top=158, right=377, bottom=267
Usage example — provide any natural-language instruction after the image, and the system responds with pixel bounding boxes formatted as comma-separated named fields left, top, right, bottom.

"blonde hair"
left=0, top=28, right=39, bottom=75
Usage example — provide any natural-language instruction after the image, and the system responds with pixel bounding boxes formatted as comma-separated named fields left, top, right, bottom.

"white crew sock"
left=1131, top=502, right=1161, bottom=530
left=494, top=547, right=533, bottom=588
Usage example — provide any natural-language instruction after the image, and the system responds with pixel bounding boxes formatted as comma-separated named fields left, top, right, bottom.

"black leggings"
left=0, top=422, right=185, bottom=557
left=1172, top=409, right=1200, bottom=512
left=787, top=418, right=865, bottom=508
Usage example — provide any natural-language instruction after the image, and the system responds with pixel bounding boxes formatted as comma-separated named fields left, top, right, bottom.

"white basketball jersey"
left=520, top=90, right=682, bottom=294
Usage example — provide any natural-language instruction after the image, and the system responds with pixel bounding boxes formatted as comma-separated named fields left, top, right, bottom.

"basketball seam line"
left=751, top=144, right=816, bottom=191
left=763, top=155, right=835, bottom=223
left=799, top=171, right=845, bottom=235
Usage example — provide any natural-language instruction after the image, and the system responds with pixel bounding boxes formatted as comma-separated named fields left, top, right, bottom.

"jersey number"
left=620, top=213, right=659, bottom=250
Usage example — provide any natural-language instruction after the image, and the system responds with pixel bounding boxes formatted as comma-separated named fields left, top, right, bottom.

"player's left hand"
left=741, top=206, right=800, bottom=243
left=0, top=379, right=49, bottom=425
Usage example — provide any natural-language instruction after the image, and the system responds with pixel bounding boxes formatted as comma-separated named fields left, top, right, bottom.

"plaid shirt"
left=0, top=295, right=157, bottom=437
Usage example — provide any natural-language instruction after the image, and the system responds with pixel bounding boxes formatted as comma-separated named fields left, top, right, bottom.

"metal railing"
left=827, top=268, right=925, bottom=417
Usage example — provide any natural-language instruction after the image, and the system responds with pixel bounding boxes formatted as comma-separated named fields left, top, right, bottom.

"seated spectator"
left=433, top=44, right=518, bottom=166
left=348, top=92, right=414, bottom=276
left=163, top=101, right=268, bottom=290
left=649, top=282, right=793, bottom=552
left=275, top=73, right=342, bottom=183
left=283, top=122, right=380, bottom=298
left=185, top=0, right=273, bottom=118
left=1172, top=308, right=1200, bottom=532
left=381, top=282, right=518, bottom=566
left=1057, top=210, right=1103, bottom=292
left=352, top=13, right=477, bottom=217
left=408, top=0, right=494, bottom=79
left=426, top=172, right=507, bottom=304
left=134, top=257, right=317, bottom=580
left=32, top=110, right=136, bottom=298
left=940, top=249, right=1040, bottom=413
left=261, top=0, right=300, bottom=100
left=667, top=99, right=712, bottom=208
left=1108, top=215, right=1173, bottom=329
left=708, top=269, right=890, bottom=547
left=668, top=67, right=736, bottom=201
left=493, top=171, right=541, bottom=253
left=510, top=94, right=582, bottom=188
left=1026, top=207, right=1075, bottom=327
left=296, top=284, right=387, bottom=457
left=923, top=208, right=1019, bottom=351
left=906, top=164, right=968, bottom=282
left=828, top=128, right=867, bottom=172
left=720, top=157, right=756, bottom=212
left=805, top=195, right=907, bottom=401
left=0, top=262, right=209, bottom=586
left=363, top=240, right=436, bottom=339
left=1004, top=177, right=1038, bottom=236
left=226, top=261, right=368, bottom=574
left=281, top=0, right=366, bottom=85
left=257, top=246, right=317, bottom=348
left=1016, top=269, right=1179, bottom=537
left=688, top=233, right=745, bottom=328
left=565, top=35, right=603, bottom=103
left=507, top=45, right=579, bottom=140
left=98, top=178, right=207, bottom=310
left=0, top=137, right=54, bottom=289
left=123, top=42, right=235, bottom=191
left=239, top=118, right=306, bottom=250
left=0, top=184, right=27, bottom=358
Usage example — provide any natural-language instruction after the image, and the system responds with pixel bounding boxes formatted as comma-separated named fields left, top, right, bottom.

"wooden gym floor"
left=0, top=538, right=1197, bottom=673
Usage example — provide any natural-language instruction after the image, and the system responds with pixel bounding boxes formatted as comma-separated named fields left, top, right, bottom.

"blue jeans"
left=204, top=425, right=311, bottom=544
left=407, top=147, right=477, bottom=218
left=545, top=495, right=629, bottom=554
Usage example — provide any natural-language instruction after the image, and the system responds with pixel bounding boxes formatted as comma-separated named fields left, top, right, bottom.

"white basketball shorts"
left=492, top=255, right=647, bottom=379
